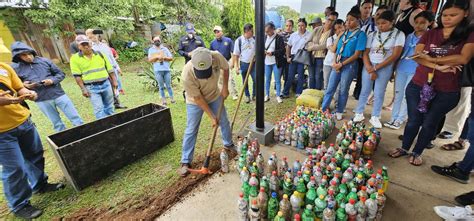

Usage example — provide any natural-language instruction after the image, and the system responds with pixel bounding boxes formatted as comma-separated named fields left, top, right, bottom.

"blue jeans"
left=36, top=94, right=83, bottom=132
left=240, top=62, right=256, bottom=97
left=265, top=64, right=282, bottom=97
left=114, top=68, right=123, bottom=91
left=181, top=97, right=233, bottom=164
left=402, top=82, right=460, bottom=155
left=0, top=119, right=48, bottom=212
left=86, top=80, right=114, bottom=119
left=308, top=58, right=324, bottom=90
left=355, top=64, right=394, bottom=117
left=154, top=70, right=174, bottom=99
left=321, top=59, right=357, bottom=113
left=459, top=111, right=474, bottom=173
left=283, top=61, right=305, bottom=95
left=390, top=71, right=415, bottom=122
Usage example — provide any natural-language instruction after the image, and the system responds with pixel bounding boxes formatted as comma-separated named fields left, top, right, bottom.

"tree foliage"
left=273, top=5, right=300, bottom=23
left=222, top=0, right=255, bottom=40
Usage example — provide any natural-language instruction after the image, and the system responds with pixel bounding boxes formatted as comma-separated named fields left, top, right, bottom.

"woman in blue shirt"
left=321, top=6, right=367, bottom=120
left=148, top=36, right=174, bottom=105
left=384, top=11, right=434, bottom=130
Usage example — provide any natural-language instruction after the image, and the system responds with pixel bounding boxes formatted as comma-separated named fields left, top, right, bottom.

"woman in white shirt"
left=353, top=10, right=405, bottom=128
left=323, top=19, right=345, bottom=90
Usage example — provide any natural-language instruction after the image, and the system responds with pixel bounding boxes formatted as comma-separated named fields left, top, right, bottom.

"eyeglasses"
left=214, top=30, right=220, bottom=34
left=80, top=42, right=90, bottom=46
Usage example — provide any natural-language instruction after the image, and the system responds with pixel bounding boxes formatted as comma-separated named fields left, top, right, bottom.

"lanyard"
left=336, top=29, right=360, bottom=62
left=375, top=29, right=395, bottom=55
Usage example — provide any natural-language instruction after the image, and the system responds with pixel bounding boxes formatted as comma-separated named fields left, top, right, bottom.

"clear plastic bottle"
left=322, top=203, right=336, bottom=221
left=345, top=198, right=357, bottom=221
left=290, top=191, right=302, bottom=215
left=279, top=194, right=291, bottom=220
left=375, top=189, right=386, bottom=220
left=238, top=193, right=249, bottom=221
left=270, top=171, right=280, bottom=194
left=365, top=193, right=378, bottom=221
left=248, top=199, right=261, bottom=221
left=220, top=149, right=229, bottom=173
left=257, top=187, right=268, bottom=219
left=355, top=196, right=368, bottom=221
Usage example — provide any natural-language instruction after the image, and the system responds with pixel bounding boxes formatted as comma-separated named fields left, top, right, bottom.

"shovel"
left=187, top=98, right=225, bottom=175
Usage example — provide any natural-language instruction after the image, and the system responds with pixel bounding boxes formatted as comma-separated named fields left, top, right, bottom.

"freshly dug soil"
left=62, top=150, right=237, bottom=220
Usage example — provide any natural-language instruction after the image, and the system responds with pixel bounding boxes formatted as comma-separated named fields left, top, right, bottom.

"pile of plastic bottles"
left=236, top=123, right=387, bottom=221
left=274, top=106, right=336, bottom=149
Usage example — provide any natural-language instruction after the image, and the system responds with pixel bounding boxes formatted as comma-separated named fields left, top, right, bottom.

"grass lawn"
left=0, top=57, right=296, bottom=219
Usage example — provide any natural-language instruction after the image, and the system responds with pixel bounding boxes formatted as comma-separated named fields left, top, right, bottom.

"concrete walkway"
left=158, top=85, right=471, bottom=221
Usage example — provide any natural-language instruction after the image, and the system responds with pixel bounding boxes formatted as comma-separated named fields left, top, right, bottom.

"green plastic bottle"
left=336, top=190, right=346, bottom=208
left=296, top=178, right=307, bottom=200
left=302, top=204, right=316, bottom=221
left=316, top=183, right=328, bottom=197
left=305, top=184, right=317, bottom=206
left=242, top=181, right=251, bottom=202
left=274, top=211, right=285, bottom=221
left=346, top=188, right=358, bottom=202
left=336, top=203, right=348, bottom=221
left=314, top=194, right=327, bottom=219
left=283, top=178, right=294, bottom=197
left=268, top=192, right=279, bottom=220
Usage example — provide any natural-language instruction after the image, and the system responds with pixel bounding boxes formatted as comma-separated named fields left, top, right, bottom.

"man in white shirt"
left=232, top=23, right=256, bottom=103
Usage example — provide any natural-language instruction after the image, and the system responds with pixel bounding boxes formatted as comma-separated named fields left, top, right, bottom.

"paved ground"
left=158, top=83, right=472, bottom=221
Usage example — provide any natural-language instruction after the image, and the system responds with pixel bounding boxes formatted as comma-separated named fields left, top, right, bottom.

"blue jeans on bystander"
left=36, top=94, right=83, bottom=132
left=321, top=59, right=358, bottom=113
left=86, top=80, right=114, bottom=119
left=0, top=119, right=48, bottom=212
left=154, top=70, right=174, bottom=99
left=265, top=64, right=282, bottom=97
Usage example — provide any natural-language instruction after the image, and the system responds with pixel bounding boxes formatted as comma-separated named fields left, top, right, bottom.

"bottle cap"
left=239, top=193, right=243, bottom=198
left=272, top=171, right=277, bottom=175
left=252, top=200, right=258, bottom=205
left=349, top=198, right=355, bottom=204
left=277, top=211, right=283, bottom=216
left=319, top=195, right=325, bottom=200
left=294, top=213, right=301, bottom=219
left=283, top=194, right=288, bottom=199
left=378, top=189, right=384, bottom=194
left=260, top=187, right=265, bottom=192
left=272, top=192, right=277, bottom=198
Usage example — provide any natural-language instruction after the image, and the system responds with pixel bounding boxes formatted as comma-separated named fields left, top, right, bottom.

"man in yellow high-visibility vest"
left=70, top=35, right=117, bottom=119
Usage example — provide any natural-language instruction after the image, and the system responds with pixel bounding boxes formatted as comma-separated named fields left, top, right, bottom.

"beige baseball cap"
left=191, top=47, right=213, bottom=79
left=213, top=26, right=223, bottom=32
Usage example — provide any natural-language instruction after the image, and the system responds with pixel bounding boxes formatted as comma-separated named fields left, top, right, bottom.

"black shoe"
left=115, top=104, right=128, bottom=109
left=426, top=141, right=435, bottom=149
left=431, top=163, right=470, bottom=184
left=281, top=94, right=290, bottom=99
left=37, top=182, right=65, bottom=194
left=438, top=131, right=454, bottom=139
left=455, top=191, right=474, bottom=206
left=14, top=204, right=43, bottom=219
left=398, top=135, right=403, bottom=141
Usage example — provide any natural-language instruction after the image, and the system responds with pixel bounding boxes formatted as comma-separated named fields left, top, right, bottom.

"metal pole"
left=255, top=0, right=265, bottom=130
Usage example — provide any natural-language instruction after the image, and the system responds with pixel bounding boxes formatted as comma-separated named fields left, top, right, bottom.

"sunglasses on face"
left=80, top=42, right=90, bottom=47
left=214, top=30, right=220, bottom=34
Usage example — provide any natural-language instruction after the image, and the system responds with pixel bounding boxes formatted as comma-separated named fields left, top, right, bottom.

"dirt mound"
left=63, top=150, right=236, bottom=220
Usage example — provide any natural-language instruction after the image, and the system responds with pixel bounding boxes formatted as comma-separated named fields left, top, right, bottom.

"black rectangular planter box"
left=47, top=103, right=174, bottom=191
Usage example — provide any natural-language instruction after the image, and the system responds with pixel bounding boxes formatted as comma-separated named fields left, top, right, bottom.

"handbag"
left=293, top=42, right=311, bottom=65
left=460, top=59, right=474, bottom=87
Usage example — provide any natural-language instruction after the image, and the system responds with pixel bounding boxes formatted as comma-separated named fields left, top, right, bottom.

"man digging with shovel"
left=180, top=47, right=236, bottom=177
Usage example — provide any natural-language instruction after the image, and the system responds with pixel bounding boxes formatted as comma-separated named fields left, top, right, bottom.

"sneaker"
left=264, top=95, right=270, bottom=102
left=14, top=204, right=43, bottom=219
left=455, top=191, right=474, bottom=206
left=369, top=116, right=382, bottom=129
left=180, top=163, right=190, bottom=177
left=426, top=140, right=435, bottom=149
left=170, top=98, right=176, bottom=104
left=295, top=94, right=301, bottom=98
left=353, top=113, right=365, bottom=122
left=245, top=96, right=251, bottom=103
left=388, top=121, right=402, bottom=130
left=161, top=98, right=167, bottom=106
left=252, top=96, right=256, bottom=101
left=336, top=113, right=343, bottom=121
left=276, top=96, right=283, bottom=103
left=431, top=163, right=470, bottom=184
left=384, top=120, right=395, bottom=128
left=115, top=104, right=128, bottom=109
left=434, top=205, right=474, bottom=221
left=281, top=94, right=290, bottom=99
left=232, top=95, right=239, bottom=100
left=37, top=182, right=65, bottom=194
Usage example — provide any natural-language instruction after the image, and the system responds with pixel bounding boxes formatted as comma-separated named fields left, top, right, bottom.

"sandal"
left=441, top=141, right=465, bottom=151
left=388, top=148, right=408, bottom=158
left=409, top=153, right=423, bottom=166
